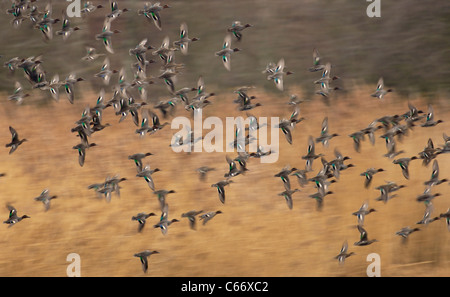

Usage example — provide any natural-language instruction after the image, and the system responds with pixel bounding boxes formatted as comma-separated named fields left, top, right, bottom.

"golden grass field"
left=0, top=85, right=449, bottom=277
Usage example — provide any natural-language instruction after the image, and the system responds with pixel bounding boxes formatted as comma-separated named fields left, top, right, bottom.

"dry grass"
left=0, top=86, right=449, bottom=277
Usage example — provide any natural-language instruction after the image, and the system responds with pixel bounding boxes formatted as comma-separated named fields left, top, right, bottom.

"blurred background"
left=0, top=0, right=449, bottom=277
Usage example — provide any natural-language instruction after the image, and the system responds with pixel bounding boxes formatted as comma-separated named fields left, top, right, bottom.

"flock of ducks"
left=2, top=0, right=450, bottom=275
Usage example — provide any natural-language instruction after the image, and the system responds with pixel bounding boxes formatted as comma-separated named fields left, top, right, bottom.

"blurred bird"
left=335, top=240, right=354, bottom=265
left=3, top=205, right=30, bottom=227
left=371, top=77, right=393, bottom=99
left=393, top=156, right=418, bottom=180
left=211, top=180, right=233, bottom=204
left=134, top=250, right=159, bottom=273
left=227, top=21, right=252, bottom=41
left=181, top=210, right=204, bottom=230
left=132, top=212, right=156, bottom=233
left=424, top=160, right=448, bottom=187
left=105, top=1, right=128, bottom=22
left=128, top=153, right=154, bottom=173
left=199, top=210, right=222, bottom=225
left=63, top=73, right=85, bottom=104
left=302, top=136, right=324, bottom=171
left=173, top=22, right=199, bottom=55
left=274, top=166, right=298, bottom=191
left=439, top=209, right=450, bottom=231
left=354, top=225, right=377, bottom=246
left=421, top=104, right=443, bottom=128
left=352, top=201, right=376, bottom=226
left=8, top=81, right=30, bottom=104
left=95, top=18, right=120, bottom=54
left=56, top=9, right=80, bottom=40
left=416, top=202, right=440, bottom=225
left=308, top=48, right=326, bottom=72
left=315, top=117, right=339, bottom=148
left=396, top=227, right=420, bottom=240
left=34, top=189, right=57, bottom=211
left=82, top=47, right=105, bottom=62
left=196, top=167, right=215, bottom=181
left=278, top=189, right=300, bottom=210
left=360, top=168, right=385, bottom=189
left=153, top=190, right=176, bottom=212
left=136, top=165, right=160, bottom=191
left=138, top=2, right=170, bottom=31
left=6, top=126, right=27, bottom=154
left=215, top=34, right=240, bottom=71
left=73, top=142, right=96, bottom=167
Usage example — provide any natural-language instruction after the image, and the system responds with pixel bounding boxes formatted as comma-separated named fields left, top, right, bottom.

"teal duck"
left=136, top=165, right=160, bottom=191
left=266, top=58, right=292, bottom=91
left=153, top=190, right=175, bottom=211
left=335, top=240, right=354, bottom=264
left=308, top=48, right=326, bottom=72
left=371, top=77, right=392, bottom=99
left=313, top=63, right=339, bottom=85
left=105, top=1, right=128, bottom=22
left=95, top=18, right=120, bottom=54
left=227, top=21, right=252, bottom=41
left=393, top=156, right=418, bottom=180
left=196, top=167, right=215, bottom=181
left=73, top=142, right=96, bottom=167
left=132, top=212, right=156, bottom=233
left=349, top=131, right=365, bottom=153
left=154, top=217, right=179, bottom=235
left=375, top=182, right=405, bottom=203
left=6, top=126, right=27, bottom=154
left=352, top=201, right=376, bottom=226
left=8, top=81, right=29, bottom=104
left=309, top=190, right=333, bottom=211
left=396, top=227, right=420, bottom=240
left=35, top=2, right=60, bottom=41
left=278, top=189, right=300, bottom=210
left=211, top=179, right=233, bottom=204
left=360, top=168, right=385, bottom=189
left=215, top=34, right=240, bottom=71
left=424, top=160, right=448, bottom=187
left=82, top=47, right=105, bottom=62
left=81, top=2, right=103, bottom=16
left=274, top=166, right=298, bottom=191
left=439, top=208, right=450, bottom=231
left=3, top=205, right=30, bottom=227
left=290, top=168, right=309, bottom=187
left=199, top=210, right=222, bottom=225
left=95, top=57, right=118, bottom=85
left=416, top=187, right=441, bottom=204
left=416, top=202, right=440, bottom=225
left=421, top=104, right=443, bottom=127
left=56, top=10, right=80, bottom=40
left=63, top=73, right=85, bottom=104
left=134, top=250, right=159, bottom=273
left=316, top=117, right=339, bottom=148
left=34, top=189, right=57, bottom=211
left=181, top=210, right=204, bottom=230
left=302, top=136, right=324, bottom=171
left=138, top=2, right=170, bottom=31
left=128, top=153, right=153, bottom=173
left=173, top=23, right=199, bottom=55
left=276, top=119, right=293, bottom=145
left=354, top=225, right=377, bottom=246
left=418, top=138, right=441, bottom=166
